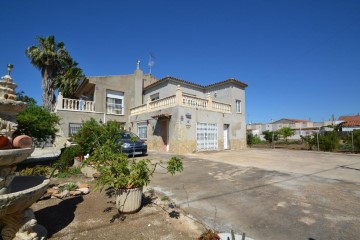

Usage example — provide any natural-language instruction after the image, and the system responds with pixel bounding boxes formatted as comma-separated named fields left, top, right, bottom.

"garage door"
left=197, top=122, right=218, bottom=151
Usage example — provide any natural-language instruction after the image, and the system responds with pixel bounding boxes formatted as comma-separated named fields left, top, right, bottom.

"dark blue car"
left=119, top=131, right=147, bottom=156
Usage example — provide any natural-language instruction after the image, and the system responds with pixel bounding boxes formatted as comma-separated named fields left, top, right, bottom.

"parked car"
left=119, top=131, right=147, bottom=156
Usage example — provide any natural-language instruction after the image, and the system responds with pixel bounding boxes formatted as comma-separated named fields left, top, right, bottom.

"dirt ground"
left=31, top=174, right=203, bottom=240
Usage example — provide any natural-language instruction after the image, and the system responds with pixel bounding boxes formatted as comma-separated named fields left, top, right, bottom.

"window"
left=150, top=93, right=159, bottom=101
left=106, top=90, right=124, bottom=114
left=69, top=123, right=82, bottom=136
left=236, top=100, right=242, bottom=113
left=137, top=122, right=147, bottom=139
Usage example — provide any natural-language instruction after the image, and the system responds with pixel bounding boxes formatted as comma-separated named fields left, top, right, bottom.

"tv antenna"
left=148, top=53, right=155, bottom=74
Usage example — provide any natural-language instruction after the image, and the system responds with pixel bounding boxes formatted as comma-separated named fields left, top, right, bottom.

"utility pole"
left=271, top=119, right=274, bottom=149
left=317, top=127, right=320, bottom=151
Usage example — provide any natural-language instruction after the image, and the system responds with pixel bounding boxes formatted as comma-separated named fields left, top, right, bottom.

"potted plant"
left=75, top=119, right=183, bottom=213
left=87, top=139, right=183, bottom=213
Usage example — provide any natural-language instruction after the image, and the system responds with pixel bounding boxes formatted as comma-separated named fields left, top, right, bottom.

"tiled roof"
left=339, top=115, right=360, bottom=127
left=273, top=118, right=309, bottom=124
left=144, top=76, right=248, bottom=91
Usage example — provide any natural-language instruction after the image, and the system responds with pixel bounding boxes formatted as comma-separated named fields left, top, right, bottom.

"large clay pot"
left=115, top=187, right=143, bottom=213
left=12, top=135, right=33, bottom=149
left=0, top=136, right=12, bottom=149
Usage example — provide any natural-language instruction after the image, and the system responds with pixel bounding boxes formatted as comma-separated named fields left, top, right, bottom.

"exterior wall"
left=57, top=110, right=105, bottom=137
left=129, top=104, right=247, bottom=154
left=58, top=70, right=145, bottom=138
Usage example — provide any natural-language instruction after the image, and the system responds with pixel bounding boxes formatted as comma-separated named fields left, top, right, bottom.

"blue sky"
left=0, top=0, right=359, bottom=123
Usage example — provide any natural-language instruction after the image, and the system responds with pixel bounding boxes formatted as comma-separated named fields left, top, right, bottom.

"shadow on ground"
left=34, top=196, right=83, bottom=237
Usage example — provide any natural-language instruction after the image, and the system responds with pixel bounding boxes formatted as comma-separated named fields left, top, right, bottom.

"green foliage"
left=59, top=182, right=78, bottom=192
left=18, top=165, right=53, bottom=177
left=301, top=134, right=316, bottom=150
left=26, top=35, right=84, bottom=110
left=89, top=140, right=183, bottom=190
left=319, top=131, right=339, bottom=152
left=247, top=133, right=261, bottom=146
left=354, top=130, right=360, bottom=151
left=161, top=195, right=170, bottom=201
left=167, top=156, right=184, bottom=175
left=16, top=91, right=37, bottom=105
left=14, top=105, right=60, bottom=147
left=72, top=119, right=121, bottom=155
left=277, top=127, right=295, bottom=142
left=55, top=145, right=84, bottom=172
left=262, top=130, right=279, bottom=143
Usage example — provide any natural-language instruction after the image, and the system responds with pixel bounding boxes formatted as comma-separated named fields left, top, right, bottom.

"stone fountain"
left=0, top=64, right=49, bottom=240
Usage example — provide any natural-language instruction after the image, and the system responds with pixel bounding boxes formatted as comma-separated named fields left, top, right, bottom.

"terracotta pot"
left=73, top=156, right=83, bottom=167
left=0, top=136, right=12, bottom=149
left=12, top=135, right=33, bottom=148
left=115, top=187, right=143, bottom=213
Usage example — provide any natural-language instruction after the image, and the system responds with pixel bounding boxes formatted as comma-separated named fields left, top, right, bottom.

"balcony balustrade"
left=130, top=85, right=231, bottom=115
left=55, top=92, right=95, bottom=112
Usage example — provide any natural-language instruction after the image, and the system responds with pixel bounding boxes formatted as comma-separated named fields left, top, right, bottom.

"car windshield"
left=119, top=132, right=139, bottom=140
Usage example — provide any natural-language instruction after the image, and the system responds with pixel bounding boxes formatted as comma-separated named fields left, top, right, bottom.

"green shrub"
left=72, top=119, right=122, bottom=155
left=301, top=135, right=316, bottom=150
left=319, top=131, right=339, bottom=152
left=19, top=165, right=53, bottom=177
left=14, top=104, right=60, bottom=147
left=247, top=133, right=261, bottom=146
left=262, top=130, right=279, bottom=143
left=354, top=130, right=360, bottom=151
left=55, top=145, right=84, bottom=172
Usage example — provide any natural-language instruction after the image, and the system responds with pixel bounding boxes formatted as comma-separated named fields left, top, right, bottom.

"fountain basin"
left=0, top=148, right=34, bottom=167
left=0, top=176, right=49, bottom=216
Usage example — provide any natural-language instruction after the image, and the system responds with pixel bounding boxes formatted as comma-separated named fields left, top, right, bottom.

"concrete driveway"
left=147, top=149, right=360, bottom=240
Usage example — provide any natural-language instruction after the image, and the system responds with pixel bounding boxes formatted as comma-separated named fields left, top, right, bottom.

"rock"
left=47, top=188, right=59, bottom=195
left=70, top=190, right=82, bottom=196
left=77, top=187, right=89, bottom=194
left=60, top=190, right=70, bottom=198
left=77, top=183, right=89, bottom=189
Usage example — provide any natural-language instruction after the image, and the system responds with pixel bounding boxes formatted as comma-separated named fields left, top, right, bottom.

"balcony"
left=55, top=92, right=95, bottom=112
left=130, top=85, right=231, bottom=115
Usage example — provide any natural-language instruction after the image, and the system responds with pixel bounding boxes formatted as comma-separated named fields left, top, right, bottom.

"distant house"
left=55, top=64, right=248, bottom=154
left=339, top=115, right=360, bottom=131
left=247, top=118, right=343, bottom=140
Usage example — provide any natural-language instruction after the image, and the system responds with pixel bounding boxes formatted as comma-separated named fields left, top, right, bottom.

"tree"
left=16, top=91, right=37, bottom=105
left=353, top=130, right=360, bottom=151
left=301, top=134, right=316, bottom=150
left=25, top=35, right=84, bottom=111
left=13, top=105, right=60, bottom=147
left=262, top=130, right=279, bottom=143
left=277, top=127, right=295, bottom=142
left=247, top=133, right=261, bottom=147
left=319, top=131, right=339, bottom=152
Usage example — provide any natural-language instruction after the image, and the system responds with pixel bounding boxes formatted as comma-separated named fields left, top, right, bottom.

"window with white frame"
left=69, top=123, right=82, bottom=136
left=137, top=122, right=147, bottom=139
left=236, top=100, right=242, bottom=113
left=106, top=90, right=124, bottom=114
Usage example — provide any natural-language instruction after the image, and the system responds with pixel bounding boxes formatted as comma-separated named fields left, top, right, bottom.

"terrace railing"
left=55, top=92, right=95, bottom=112
left=130, top=85, right=232, bottom=115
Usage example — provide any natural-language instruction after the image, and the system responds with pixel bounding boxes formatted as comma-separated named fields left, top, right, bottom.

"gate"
left=197, top=122, right=218, bottom=151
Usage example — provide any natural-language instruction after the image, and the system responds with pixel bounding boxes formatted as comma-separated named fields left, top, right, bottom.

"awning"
left=151, top=113, right=172, bottom=119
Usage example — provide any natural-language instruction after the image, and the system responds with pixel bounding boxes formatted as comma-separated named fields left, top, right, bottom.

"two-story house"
left=55, top=65, right=248, bottom=154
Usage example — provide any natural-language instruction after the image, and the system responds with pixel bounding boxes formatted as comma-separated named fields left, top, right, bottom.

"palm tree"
left=25, top=35, right=84, bottom=111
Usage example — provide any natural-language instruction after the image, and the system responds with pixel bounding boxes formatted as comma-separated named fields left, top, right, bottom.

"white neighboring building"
left=247, top=118, right=344, bottom=140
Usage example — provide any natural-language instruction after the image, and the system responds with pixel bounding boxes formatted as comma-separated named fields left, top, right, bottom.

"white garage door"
left=197, top=122, right=218, bottom=151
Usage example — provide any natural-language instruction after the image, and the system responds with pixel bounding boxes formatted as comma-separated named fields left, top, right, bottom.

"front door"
left=197, top=122, right=218, bottom=151
left=224, top=124, right=229, bottom=149
left=160, top=119, right=169, bottom=152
